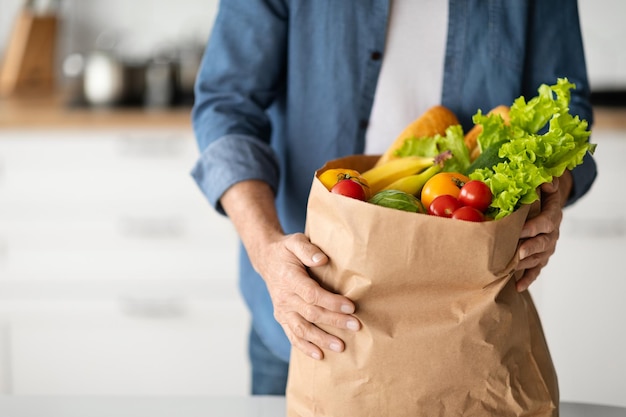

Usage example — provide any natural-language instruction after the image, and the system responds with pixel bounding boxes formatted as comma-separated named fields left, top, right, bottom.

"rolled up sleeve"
left=191, top=134, right=280, bottom=214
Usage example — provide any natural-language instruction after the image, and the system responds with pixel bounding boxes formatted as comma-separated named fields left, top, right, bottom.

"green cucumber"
left=464, top=139, right=508, bottom=175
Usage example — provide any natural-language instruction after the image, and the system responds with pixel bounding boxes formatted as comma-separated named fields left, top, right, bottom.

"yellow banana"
left=361, top=156, right=434, bottom=195
left=382, top=163, right=443, bottom=196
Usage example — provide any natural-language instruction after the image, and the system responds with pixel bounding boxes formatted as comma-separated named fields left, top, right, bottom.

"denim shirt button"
left=359, top=119, right=369, bottom=129
left=370, top=51, right=382, bottom=61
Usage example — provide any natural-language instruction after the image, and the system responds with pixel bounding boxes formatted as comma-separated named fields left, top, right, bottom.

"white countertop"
left=0, top=396, right=284, bottom=417
left=0, top=396, right=623, bottom=417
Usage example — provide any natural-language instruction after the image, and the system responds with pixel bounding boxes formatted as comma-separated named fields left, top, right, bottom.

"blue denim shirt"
left=191, top=0, right=597, bottom=362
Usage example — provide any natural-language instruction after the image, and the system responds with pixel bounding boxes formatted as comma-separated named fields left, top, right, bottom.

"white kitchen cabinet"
left=6, top=301, right=249, bottom=396
left=0, top=130, right=237, bottom=280
left=5, top=126, right=623, bottom=403
left=0, top=129, right=251, bottom=395
left=531, top=130, right=626, bottom=408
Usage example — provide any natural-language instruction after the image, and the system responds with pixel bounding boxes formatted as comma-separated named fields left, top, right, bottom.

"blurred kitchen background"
left=0, top=0, right=625, bottom=406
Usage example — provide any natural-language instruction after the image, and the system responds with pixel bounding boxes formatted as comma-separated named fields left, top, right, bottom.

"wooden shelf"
left=1, top=94, right=623, bottom=132
left=592, top=106, right=626, bottom=131
left=0, top=94, right=192, bottom=129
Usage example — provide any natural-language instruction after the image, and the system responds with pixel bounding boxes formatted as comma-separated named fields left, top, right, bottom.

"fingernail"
left=346, top=319, right=359, bottom=331
left=311, top=351, right=321, bottom=360
left=329, top=342, right=342, bottom=352
left=340, top=304, right=354, bottom=314
left=312, top=253, right=325, bottom=263
left=519, top=248, right=527, bottom=259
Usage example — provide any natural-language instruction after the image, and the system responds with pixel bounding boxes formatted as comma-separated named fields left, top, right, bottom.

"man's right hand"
left=255, top=232, right=361, bottom=360
left=220, top=180, right=361, bottom=360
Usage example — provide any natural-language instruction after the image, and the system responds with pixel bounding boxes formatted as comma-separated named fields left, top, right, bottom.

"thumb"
left=541, top=177, right=559, bottom=194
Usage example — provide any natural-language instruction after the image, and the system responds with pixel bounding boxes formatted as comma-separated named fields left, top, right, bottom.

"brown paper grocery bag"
left=286, top=155, right=558, bottom=417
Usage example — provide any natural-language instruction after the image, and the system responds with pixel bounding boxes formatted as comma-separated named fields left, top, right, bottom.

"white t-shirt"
left=365, top=0, right=449, bottom=155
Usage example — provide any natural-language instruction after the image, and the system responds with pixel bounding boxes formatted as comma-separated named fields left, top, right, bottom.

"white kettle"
left=83, top=49, right=125, bottom=107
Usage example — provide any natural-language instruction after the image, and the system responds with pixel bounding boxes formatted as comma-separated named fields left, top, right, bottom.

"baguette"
left=375, top=105, right=460, bottom=167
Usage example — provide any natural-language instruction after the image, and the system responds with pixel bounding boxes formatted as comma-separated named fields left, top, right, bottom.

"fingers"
left=280, top=311, right=358, bottom=360
left=273, top=276, right=360, bottom=332
left=274, top=281, right=361, bottom=360
left=285, top=233, right=329, bottom=268
left=516, top=180, right=565, bottom=291
left=285, top=234, right=356, bottom=314
left=520, top=188, right=562, bottom=239
left=515, top=232, right=554, bottom=292
left=262, top=233, right=360, bottom=360
left=516, top=265, right=542, bottom=292
left=273, top=272, right=361, bottom=360
left=518, top=231, right=557, bottom=264
left=540, top=176, right=559, bottom=193
left=281, top=314, right=338, bottom=360
left=296, top=296, right=361, bottom=331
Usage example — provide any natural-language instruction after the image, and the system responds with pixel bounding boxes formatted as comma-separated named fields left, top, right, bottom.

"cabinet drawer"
left=4, top=303, right=250, bottom=396
left=0, top=129, right=197, bottom=169
left=0, top=137, right=202, bottom=206
left=0, top=277, right=251, bottom=396
left=0, top=213, right=238, bottom=280
left=0, top=180, right=238, bottom=280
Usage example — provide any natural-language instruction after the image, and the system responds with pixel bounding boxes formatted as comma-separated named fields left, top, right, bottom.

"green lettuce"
left=395, top=124, right=471, bottom=173
left=469, top=78, right=596, bottom=219
left=473, top=109, right=512, bottom=152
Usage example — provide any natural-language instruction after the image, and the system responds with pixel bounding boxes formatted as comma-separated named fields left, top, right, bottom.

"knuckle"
left=536, top=235, right=549, bottom=251
left=298, top=283, right=319, bottom=305
left=291, top=321, right=308, bottom=339
left=293, top=233, right=309, bottom=249
left=274, top=305, right=294, bottom=324
left=286, top=233, right=309, bottom=253
left=301, top=303, right=320, bottom=322
left=271, top=291, right=292, bottom=313
left=529, top=253, right=543, bottom=265
left=541, top=234, right=556, bottom=252
left=545, top=219, right=558, bottom=235
left=335, top=315, right=350, bottom=329
left=326, top=314, right=345, bottom=330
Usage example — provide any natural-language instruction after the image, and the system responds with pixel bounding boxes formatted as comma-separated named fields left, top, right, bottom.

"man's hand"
left=515, top=171, right=573, bottom=292
left=220, top=180, right=360, bottom=360
left=254, top=232, right=361, bottom=360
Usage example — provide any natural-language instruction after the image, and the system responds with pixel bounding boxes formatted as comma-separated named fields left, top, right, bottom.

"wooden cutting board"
left=0, top=9, right=58, bottom=97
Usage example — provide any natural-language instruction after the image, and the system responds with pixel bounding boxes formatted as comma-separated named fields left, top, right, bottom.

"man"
left=191, top=0, right=597, bottom=395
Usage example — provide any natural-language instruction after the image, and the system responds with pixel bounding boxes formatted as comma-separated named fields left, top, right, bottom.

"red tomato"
left=428, top=194, right=463, bottom=218
left=420, top=172, right=470, bottom=209
left=452, top=206, right=485, bottom=222
left=458, top=180, right=493, bottom=212
left=331, top=179, right=367, bottom=201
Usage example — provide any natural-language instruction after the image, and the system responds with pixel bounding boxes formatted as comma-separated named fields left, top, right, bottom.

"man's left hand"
left=515, top=170, right=573, bottom=292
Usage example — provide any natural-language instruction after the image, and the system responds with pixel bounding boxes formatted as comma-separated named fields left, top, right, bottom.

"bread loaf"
left=375, top=105, right=460, bottom=167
